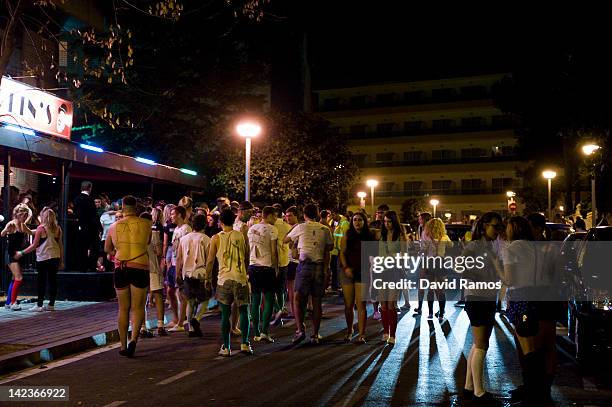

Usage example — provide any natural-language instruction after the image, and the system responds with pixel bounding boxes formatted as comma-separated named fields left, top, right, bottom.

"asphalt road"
left=1, top=298, right=610, bottom=407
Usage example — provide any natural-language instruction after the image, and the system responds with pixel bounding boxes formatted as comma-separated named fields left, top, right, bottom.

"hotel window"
left=404, top=121, right=424, bottom=131
left=460, top=85, right=487, bottom=98
left=350, top=125, right=367, bottom=136
left=376, top=93, right=395, bottom=105
left=461, top=179, right=484, bottom=194
left=375, top=153, right=394, bottom=163
left=432, top=180, right=453, bottom=193
left=349, top=95, right=367, bottom=108
left=403, top=90, right=425, bottom=103
left=492, top=178, right=514, bottom=193
left=432, top=88, right=456, bottom=100
left=431, top=149, right=456, bottom=162
left=404, top=181, right=423, bottom=196
left=376, top=123, right=395, bottom=134
left=461, top=148, right=488, bottom=159
left=352, top=154, right=368, bottom=166
left=323, top=98, right=340, bottom=110
left=432, top=119, right=454, bottom=130
left=461, top=117, right=484, bottom=128
left=403, top=151, right=424, bottom=162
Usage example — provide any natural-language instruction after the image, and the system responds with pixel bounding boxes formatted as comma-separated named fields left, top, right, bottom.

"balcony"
left=347, top=122, right=514, bottom=140
left=317, top=91, right=495, bottom=112
left=375, top=187, right=510, bottom=198
left=360, top=154, right=519, bottom=168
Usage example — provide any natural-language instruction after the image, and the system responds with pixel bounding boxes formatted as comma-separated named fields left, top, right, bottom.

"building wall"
left=315, top=74, right=525, bottom=220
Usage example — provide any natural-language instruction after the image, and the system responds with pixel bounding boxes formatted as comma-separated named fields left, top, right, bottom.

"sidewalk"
left=0, top=300, right=120, bottom=375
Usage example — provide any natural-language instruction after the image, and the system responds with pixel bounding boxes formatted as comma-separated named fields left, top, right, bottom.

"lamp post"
left=542, top=170, right=557, bottom=221
left=236, top=121, right=262, bottom=201
left=430, top=199, right=439, bottom=218
left=582, top=144, right=600, bottom=224
left=366, top=179, right=378, bottom=214
left=357, top=191, right=367, bottom=209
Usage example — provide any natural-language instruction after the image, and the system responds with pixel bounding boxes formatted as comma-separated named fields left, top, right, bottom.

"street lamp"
left=542, top=170, right=557, bottom=221
left=236, top=120, right=262, bottom=201
left=430, top=199, right=439, bottom=218
left=582, top=143, right=600, bottom=224
left=366, top=179, right=378, bottom=214
left=357, top=191, right=367, bottom=208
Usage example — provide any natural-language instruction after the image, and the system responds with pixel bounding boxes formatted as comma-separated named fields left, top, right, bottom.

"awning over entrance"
left=0, top=127, right=204, bottom=188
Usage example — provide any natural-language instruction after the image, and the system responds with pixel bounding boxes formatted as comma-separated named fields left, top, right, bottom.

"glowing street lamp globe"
left=542, top=170, right=557, bottom=180
left=236, top=122, right=262, bottom=138
left=366, top=179, right=379, bottom=188
left=357, top=191, right=367, bottom=199
left=582, top=144, right=600, bottom=156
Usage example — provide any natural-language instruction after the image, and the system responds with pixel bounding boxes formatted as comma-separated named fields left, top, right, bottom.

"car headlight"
left=591, top=289, right=611, bottom=311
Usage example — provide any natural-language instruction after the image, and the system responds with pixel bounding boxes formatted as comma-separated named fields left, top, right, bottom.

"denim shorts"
left=295, top=261, right=325, bottom=298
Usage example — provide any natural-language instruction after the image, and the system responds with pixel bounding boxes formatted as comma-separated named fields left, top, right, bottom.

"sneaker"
left=254, top=333, right=275, bottom=343
left=43, top=305, right=55, bottom=311
left=29, top=306, right=44, bottom=312
left=413, top=308, right=422, bottom=316
left=218, top=345, right=231, bottom=357
left=382, top=333, right=390, bottom=342
left=157, top=327, right=168, bottom=336
left=168, top=324, right=185, bottom=332
left=386, top=336, right=396, bottom=345
left=372, top=310, right=381, bottom=320
left=435, top=311, right=444, bottom=321
left=240, top=343, right=254, bottom=355
left=291, top=331, right=306, bottom=345
left=10, top=303, right=21, bottom=311
left=139, top=330, right=155, bottom=338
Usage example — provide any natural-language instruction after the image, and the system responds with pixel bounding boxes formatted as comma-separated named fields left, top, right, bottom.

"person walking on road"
left=206, top=209, right=252, bottom=357
left=284, top=203, right=334, bottom=345
left=339, top=211, right=375, bottom=343
left=105, top=195, right=151, bottom=357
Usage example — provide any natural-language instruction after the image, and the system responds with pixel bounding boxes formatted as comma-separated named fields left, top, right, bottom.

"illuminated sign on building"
left=0, top=76, right=73, bottom=140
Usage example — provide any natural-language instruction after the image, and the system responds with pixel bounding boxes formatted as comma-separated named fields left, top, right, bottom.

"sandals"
left=344, top=330, right=354, bottom=342
left=356, top=336, right=367, bottom=344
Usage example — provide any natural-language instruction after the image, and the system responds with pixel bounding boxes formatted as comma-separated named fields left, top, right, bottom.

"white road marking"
left=0, top=343, right=121, bottom=384
left=156, top=370, right=196, bottom=385
left=102, top=401, right=127, bottom=407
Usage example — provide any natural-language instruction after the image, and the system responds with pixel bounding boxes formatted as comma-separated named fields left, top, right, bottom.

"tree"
left=211, top=111, right=359, bottom=209
left=400, top=197, right=426, bottom=225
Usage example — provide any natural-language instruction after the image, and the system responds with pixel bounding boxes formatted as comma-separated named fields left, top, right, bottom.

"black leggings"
left=37, top=258, right=60, bottom=307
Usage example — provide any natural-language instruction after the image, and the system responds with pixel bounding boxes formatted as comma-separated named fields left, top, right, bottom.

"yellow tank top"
left=112, top=216, right=151, bottom=268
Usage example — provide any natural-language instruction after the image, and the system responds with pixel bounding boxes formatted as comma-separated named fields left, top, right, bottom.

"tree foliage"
left=211, top=112, right=359, bottom=209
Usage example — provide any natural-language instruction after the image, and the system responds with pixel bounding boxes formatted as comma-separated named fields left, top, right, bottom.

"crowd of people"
left=5, top=180, right=612, bottom=406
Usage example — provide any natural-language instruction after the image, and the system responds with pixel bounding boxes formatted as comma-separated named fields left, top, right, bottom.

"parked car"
left=546, top=222, right=574, bottom=241
left=566, top=226, right=612, bottom=362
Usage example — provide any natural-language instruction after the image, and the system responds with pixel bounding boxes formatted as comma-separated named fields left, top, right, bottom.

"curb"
left=0, top=328, right=119, bottom=376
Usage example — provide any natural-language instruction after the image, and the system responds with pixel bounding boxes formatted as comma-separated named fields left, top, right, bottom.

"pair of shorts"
left=149, top=267, right=164, bottom=291
left=183, top=277, right=210, bottom=302
left=165, top=265, right=177, bottom=288
left=464, top=297, right=497, bottom=327
left=287, top=262, right=298, bottom=281
left=216, top=280, right=250, bottom=307
left=114, top=267, right=149, bottom=289
left=248, top=265, right=276, bottom=294
left=295, top=261, right=326, bottom=298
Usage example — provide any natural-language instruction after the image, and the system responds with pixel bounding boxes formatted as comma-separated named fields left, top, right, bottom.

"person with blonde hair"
left=421, top=218, right=452, bottom=320
left=178, top=196, right=193, bottom=224
left=16, top=207, right=64, bottom=311
left=1, top=204, right=33, bottom=310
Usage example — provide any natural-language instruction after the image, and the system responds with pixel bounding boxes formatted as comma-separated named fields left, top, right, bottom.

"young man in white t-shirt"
left=176, top=214, right=211, bottom=337
left=247, top=206, right=278, bottom=342
left=168, top=206, right=192, bottom=332
left=284, top=203, right=333, bottom=345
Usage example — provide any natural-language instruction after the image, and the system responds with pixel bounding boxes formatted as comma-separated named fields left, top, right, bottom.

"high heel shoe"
left=126, top=341, right=136, bottom=357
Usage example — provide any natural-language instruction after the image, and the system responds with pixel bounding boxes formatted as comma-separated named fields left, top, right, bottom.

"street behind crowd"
left=1, top=298, right=610, bottom=407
